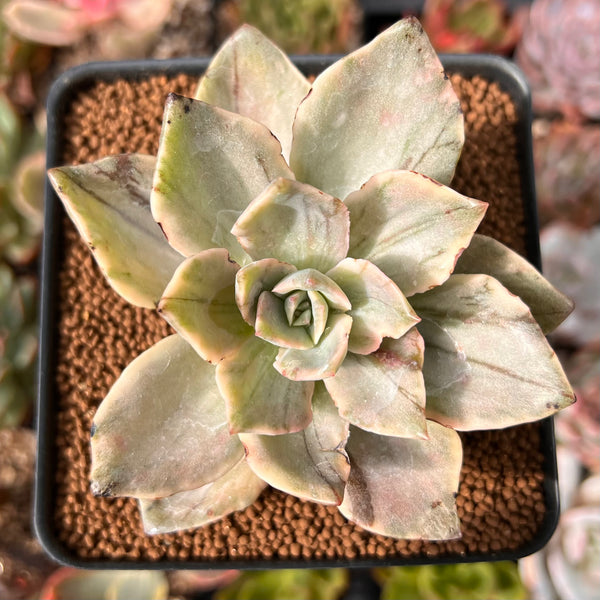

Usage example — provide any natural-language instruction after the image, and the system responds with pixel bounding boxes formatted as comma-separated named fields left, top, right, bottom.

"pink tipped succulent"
left=515, top=0, right=600, bottom=121
left=47, top=20, right=575, bottom=540
left=422, top=0, right=521, bottom=55
left=2, top=0, right=171, bottom=46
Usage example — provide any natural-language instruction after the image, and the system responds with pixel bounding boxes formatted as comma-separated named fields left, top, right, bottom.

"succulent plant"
left=47, top=19, right=575, bottom=540
left=540, top=223, right=600, bottom=348
left=515, top=0, right=600, bottom=121
left=519, top=471, right=600, bottom=600
left=0, top=263, right=38, bottom=428
left=2, top=0, right=173, bottom=60
left=374, top=561, right=527, bottom=600
left=218, top=0, right=361, bottom=55
left=422, top=0, right=521, bottom=55
left=532, top=119, right=600, bottom=229
left=38, top=568, right=169, bottom=600
left=215, top=568, right=349, bottom=600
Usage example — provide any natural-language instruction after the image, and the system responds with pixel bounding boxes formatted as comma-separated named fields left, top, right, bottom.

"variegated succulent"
left=47, top=18, right=576, bottom=541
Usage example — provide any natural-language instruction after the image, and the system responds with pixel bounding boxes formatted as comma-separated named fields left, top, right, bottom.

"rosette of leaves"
left=47, top=19, right=575, bottom=540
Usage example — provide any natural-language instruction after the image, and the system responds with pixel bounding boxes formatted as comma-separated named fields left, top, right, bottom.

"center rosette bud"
left=235, top=261, right=354, bottom=380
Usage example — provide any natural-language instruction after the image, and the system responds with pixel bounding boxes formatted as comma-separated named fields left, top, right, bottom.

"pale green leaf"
left=274, top=313, right=352, bottom=381
left=324, top=328, right=427, bottom=438
left=345, top=170, right=487, bottom=297
left=327, top=257, right=420, bottom=354
left=239, top=383, right=350, bottom=505
left=290, top=17, right=464, bottom=199
left=139, top=459, right=266, bottom=534
left=216, top=335, right=314, bottom=434
left=412, top=274, right=576, bottom=430
left=48, top=154, right=184, bottom=308
left=254, top=291, right=313, bottom=349
left=235, top=258, right=296, bottom=326
left=158, top=249, right=252, bottom=364
left=455, top=234, right=573, bottom=334
left=232, top=178, right=349, bottom=272
left=195, top=24, right=311, bottom=161
left=90, top=335, right=244, bottom=499
left=339, top=421, right=462, bottom=539
left=151, top=94, right=293, bottom=257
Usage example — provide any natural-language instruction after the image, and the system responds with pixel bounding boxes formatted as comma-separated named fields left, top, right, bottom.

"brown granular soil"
left=51, top=72, right=545, bottom=564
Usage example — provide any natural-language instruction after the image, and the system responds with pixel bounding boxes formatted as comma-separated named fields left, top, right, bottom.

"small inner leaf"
left=273, top=269, right=351, bottom=312
left=275, top=313, right=353, bottom=381
left=292, top=309, right=312, bottom=327
left=284, top=290, right=309, bottom=325
left=255, top=291, right=313, bottom=349
left=308, top=290, right=329, bottom=344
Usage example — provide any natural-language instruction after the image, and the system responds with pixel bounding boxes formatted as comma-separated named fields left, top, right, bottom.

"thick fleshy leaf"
left=216, top=335, right=314, bottom=434
left=411, top=274, right=576, bottom=430
left=255, top=291, right=313, bottom=349
left=345, top=170, right=487, bottom=297
left=210, top=209, right=252, bottom=266
left=454, top=234, right=573, bottom=334
left=194, top=24, right=311, bottom=161
left=239, top=383, right=350, bottom=505
left=158, top=249, right=252, bottom=363
left=235, top=258, right=296, bottom=326
left=274, top=313, right=353, bottom=381
left=327, top=258, right=420, bottom=354
left=90, top=335, right=243, bottom=499
left=151, top=94, right=293, bottom=257
left=339, top=421, right=462, bottom=539
left=139, top=459, right=266, bottom=534
left=308, top=290, right=328, bottom=344
left=48, top=154, right=184, bottom=308
left=325, top=329, right=427, bottom=438
left=289, top=17, right=464, bottom=199
left=285, top=291, right=309, bottom=324
left=272, top=269, right=351, bottom=311
left=232, top=178, right=350, bottom=272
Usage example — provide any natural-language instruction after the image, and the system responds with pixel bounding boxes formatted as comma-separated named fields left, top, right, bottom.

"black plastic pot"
left=36, top=54, right=557, bottom=569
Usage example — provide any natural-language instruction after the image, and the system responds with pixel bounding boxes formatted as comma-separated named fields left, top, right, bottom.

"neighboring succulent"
left=0, top=93, right=45, bottom=266
left=540, top=223, right=600, bottom=347
left=0, top=264, right=37, bottom=427
left=515, top=0, right=600, bottom=121
left=214, top=569, right=349, bottom=600
left=38, top=569, right=169, bottom=600
left=532, top=119, right=600, bottom=228
left=374, top=561, right=527, bottom=600
left=217, top=0, right=361, bottom=55
left=555, top=349, right=600, bottom=474
left=47, top=20, right=575, bottom=540
left=422, top=0, right=521, bottom=55
left=2, top=0, right=172, bottom=45
left=519, top=472, right=600, bottom=600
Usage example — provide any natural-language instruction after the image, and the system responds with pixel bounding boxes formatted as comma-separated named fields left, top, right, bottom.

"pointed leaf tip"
left=48, top=154, right=184, bottom=308
left=195, top=24, right=310, bottom=161
left=290, top=18, right=464, bottom=199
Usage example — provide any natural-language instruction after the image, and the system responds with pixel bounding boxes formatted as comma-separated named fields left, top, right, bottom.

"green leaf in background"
left=374, top=562, right=528, bottom=600
left=214, top=569, right=349, bottom=600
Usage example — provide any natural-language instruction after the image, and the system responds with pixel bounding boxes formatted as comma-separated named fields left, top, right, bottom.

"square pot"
left=35, top=54, right=558, bottom=568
